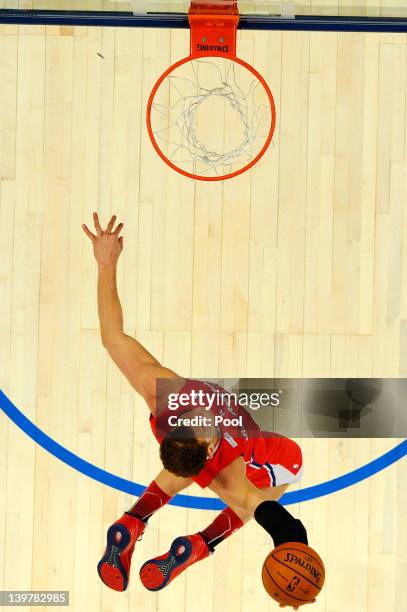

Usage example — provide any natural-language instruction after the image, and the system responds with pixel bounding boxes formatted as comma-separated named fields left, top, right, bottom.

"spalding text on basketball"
left=283, top=554, right=321, bottom=583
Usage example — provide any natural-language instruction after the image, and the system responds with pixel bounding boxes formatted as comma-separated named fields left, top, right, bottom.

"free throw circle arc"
left=1, top=389, right=406, bottom=509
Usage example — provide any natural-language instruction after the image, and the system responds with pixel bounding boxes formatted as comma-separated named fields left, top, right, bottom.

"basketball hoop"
left=146, top=1, right=276, bottom=181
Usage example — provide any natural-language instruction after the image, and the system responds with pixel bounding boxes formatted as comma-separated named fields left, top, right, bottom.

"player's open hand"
left=279, top=599, right=316, bottom=610
left=82, top=212, right=124, bottom=267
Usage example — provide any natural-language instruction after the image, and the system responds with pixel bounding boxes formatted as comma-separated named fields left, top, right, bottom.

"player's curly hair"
left=159, top=426, right=208, bottom=477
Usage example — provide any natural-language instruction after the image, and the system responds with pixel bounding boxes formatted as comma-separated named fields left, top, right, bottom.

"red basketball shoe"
left=97, top=512, right=146, bottom=591
left=139, top=533, right=211, bottom=591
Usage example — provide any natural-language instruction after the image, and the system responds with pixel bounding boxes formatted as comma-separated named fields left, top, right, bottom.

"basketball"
left=262, top=542, right=325, bottom=607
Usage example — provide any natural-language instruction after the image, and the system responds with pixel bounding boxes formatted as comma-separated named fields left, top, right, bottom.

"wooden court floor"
left=0, top=20, right=406, bottom=612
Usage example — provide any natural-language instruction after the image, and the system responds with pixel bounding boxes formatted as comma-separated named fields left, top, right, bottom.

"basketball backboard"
left=1, top=1, right=407, bottom=31
left=130, top=0, right=407, bottom=19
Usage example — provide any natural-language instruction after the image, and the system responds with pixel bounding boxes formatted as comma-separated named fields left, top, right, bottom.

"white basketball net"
left=149, top=57, right=274, bottom=178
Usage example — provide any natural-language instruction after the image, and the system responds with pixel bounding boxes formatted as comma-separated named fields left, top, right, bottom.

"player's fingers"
left=82, top=224, right=96, bottom=241
left=106, top=214, right=117, bottom=233
left=113, top=222, right=124, bottom=236
left=93, top=211, right=103, bottom=235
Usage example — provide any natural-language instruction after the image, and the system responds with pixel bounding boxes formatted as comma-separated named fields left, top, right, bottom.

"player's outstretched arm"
left=83, top=212, right=180, bottom=411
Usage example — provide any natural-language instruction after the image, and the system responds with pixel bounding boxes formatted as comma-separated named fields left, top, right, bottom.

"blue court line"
left=1, top=389, right=406, bottom=510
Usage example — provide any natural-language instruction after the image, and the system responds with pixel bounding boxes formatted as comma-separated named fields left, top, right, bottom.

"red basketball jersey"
left=149, top=379, right=302, bottom=488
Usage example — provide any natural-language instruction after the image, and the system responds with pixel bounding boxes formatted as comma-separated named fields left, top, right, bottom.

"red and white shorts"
left=246, top=462, right=304, bottom=488
left=245, top=438, right=304, bottom=488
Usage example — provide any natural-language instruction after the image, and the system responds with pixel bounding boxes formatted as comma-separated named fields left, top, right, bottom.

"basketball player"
left=83, top=213, right=315, bottom=609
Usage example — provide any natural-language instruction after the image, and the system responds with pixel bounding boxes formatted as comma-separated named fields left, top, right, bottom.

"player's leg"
left=138, top=505, right=251, bottom=592
left=198, top=484, right=289, bottom=551
left=98, top=469, right=192, bottom=592
left=199, top=505, right=250, bottom=549
left=138, top=487, right=289, bottom=592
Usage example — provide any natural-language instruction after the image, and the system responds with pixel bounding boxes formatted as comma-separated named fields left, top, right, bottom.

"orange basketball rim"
left=146, top=1, right=276, bottom=181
